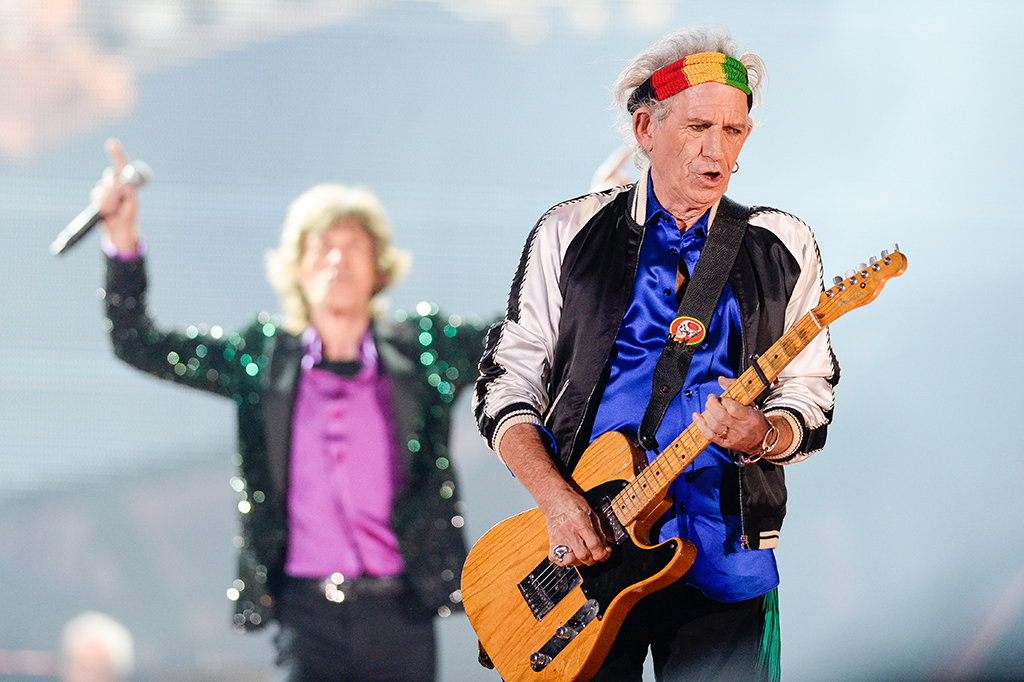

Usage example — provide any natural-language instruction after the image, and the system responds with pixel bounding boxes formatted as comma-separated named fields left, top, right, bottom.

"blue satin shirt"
left=589, top=180, right=778, bottom=602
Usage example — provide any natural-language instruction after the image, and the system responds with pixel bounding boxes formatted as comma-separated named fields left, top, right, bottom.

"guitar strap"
left=637, top=196, right=750, bottom=452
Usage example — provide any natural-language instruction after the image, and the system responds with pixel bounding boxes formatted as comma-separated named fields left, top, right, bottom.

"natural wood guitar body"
left=462, top=431, right=697, bottom=682
left=462, top=248, right=907, bottom=682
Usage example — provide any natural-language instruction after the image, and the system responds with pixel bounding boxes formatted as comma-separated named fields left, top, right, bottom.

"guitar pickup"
left=518, top=559, right=582, bottom=621
left=596, top=496, right=627, bottom=544
left=530, top=599, right=600, bottom=671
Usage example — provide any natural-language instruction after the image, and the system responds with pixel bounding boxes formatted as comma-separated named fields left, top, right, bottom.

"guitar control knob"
left=530, top=652, right=553, bottom=672
left=556, top=625, right=576, bottom=640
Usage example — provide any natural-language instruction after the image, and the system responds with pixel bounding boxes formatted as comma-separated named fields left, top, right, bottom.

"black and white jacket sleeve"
left=473, top=189, right=627, bottom=461
left=747, top=208, right=839, bottom=464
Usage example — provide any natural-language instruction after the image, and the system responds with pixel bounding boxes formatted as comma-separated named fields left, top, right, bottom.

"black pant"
left=273, top=577, right=435, bottom=682
left=591, top=581, right=776, bottom=682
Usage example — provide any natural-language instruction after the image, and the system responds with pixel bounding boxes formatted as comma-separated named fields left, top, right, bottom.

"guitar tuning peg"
left=833, top=275, right=843, bottom=285
left=844, top=269, right=856, bottom=278
left=893, top=243, right=900, bottom=253
left=857, top=263, right=867, bottom=271
left=880, top=249, right=889, bottom=258
left=869, top=256, right=878, bottom=265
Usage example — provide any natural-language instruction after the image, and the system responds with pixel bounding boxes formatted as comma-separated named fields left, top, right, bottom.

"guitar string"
left=528, top=326, right=813, bottom=596
left=608, top=314, right=818, bottom=526
left=510, top=270, right=894, bottom=623
left=606, top=296, right=837, bottom=524
left=528, top=493, right=639, bottom=593
left=518, top=277, right=866, bottom=599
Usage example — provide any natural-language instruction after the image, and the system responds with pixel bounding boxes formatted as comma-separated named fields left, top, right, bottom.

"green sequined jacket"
left=104, top=255, right=486, bottom=631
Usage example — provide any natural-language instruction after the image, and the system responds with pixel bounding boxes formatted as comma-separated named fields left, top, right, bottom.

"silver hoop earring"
left=732, top=162, right=740, bottom=173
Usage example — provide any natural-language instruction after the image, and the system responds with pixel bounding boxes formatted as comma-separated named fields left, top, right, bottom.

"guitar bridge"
left=516, top=492, right=626, bottom=622
left=529, top=599, right=600, bottom=671
left=517, top=559, right=582, bottom=621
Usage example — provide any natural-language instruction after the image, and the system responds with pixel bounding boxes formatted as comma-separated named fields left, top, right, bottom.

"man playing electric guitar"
left=473, top=26, right=838, bottom=681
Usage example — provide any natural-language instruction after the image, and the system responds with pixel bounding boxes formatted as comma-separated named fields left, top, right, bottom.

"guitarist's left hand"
left=691, top=377, right=780, bottom=459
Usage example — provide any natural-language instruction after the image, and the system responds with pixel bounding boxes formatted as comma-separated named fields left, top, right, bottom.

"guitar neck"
left=610, top=308, right=826, bottom=527
left=604, top=245, right=907, bottom=528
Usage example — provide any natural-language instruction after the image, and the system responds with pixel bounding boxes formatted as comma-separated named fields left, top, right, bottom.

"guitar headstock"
left=815, top=245, right=907, bottom=325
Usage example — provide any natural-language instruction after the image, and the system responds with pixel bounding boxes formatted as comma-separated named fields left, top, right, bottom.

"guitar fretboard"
left=609, top=305, right=831, bottom=526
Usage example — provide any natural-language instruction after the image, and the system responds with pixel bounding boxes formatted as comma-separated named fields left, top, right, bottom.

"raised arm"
left=94, top=139, right=259, bottom=401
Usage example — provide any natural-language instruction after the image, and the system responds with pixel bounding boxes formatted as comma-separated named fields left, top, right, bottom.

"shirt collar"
left=301, top=325, right=378, bottom=377
left=645, top=174, right=711, bottom=238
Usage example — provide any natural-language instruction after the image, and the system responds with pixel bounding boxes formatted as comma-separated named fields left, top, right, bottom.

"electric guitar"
left=462, top=247, right=908, bottom=682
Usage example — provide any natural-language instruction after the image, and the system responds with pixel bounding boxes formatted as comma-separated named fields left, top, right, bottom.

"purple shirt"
left=283, top=328, right=405, bottom=579
left=103, top=239, right=406, bottom=580
left=101, top=235, right=147, bottom=260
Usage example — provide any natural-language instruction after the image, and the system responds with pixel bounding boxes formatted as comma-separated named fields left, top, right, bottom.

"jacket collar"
left=264, top=320, right=421, bottom=499
left=628, top=164, right=724, bottom=232
left=264, top=330, right=302, bottom=498
left=628, top=165, right=651, bottom=225
left=371, top=320, right=420, bottom=481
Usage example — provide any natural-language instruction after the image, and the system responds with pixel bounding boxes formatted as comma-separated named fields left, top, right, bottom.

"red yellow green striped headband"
left=627, top=51, right=752, bottom=114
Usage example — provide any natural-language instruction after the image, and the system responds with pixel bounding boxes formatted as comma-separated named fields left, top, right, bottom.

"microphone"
left=49, top=160, right=152, bottom=256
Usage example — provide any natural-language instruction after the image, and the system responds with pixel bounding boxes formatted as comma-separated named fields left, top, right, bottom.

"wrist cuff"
left=492, top=410, right=543, bottom=464
left=102, top=234, right=147, bottom=261
left=762, top=409, right=802, bottom=462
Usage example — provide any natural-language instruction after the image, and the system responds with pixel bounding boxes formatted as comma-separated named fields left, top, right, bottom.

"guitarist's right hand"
left=498, top=423, right=612, bottom=567
left=538, top=488, right=612, bottom=567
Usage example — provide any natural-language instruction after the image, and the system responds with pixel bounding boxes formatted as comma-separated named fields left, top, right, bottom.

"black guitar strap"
left=637, top=197, right=750, bottom=452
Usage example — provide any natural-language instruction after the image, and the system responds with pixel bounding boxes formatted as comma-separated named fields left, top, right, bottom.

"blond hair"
left=265, top=184, right=410, bottom=333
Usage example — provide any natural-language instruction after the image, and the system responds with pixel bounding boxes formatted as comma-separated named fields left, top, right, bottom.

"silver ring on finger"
left=553, top=544, right=572, bottom=561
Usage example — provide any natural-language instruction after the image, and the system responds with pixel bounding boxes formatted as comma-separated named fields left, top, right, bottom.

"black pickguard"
left=576, top=479, right=680, bottom=618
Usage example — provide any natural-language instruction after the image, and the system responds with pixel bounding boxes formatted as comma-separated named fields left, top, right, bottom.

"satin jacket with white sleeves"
left=474, top=170, right=839, bottom=549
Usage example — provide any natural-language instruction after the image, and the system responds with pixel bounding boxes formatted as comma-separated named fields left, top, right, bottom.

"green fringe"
left=756, top=589, right=781, bottom=682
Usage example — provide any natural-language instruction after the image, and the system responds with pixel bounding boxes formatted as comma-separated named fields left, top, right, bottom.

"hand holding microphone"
left=50, top=139, right=151, bottom=256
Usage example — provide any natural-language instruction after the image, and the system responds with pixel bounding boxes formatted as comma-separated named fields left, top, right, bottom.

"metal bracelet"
left=740, top=420, right=779, bottom=466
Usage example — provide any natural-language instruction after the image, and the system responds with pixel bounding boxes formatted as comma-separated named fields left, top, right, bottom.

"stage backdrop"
left=1, top=1, right=1022, bottom=680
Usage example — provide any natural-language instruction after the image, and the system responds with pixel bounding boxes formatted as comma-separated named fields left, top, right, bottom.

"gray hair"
left=265, top=184, right=410, bottom=334
left=612, top=26, right=767, bottom=167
